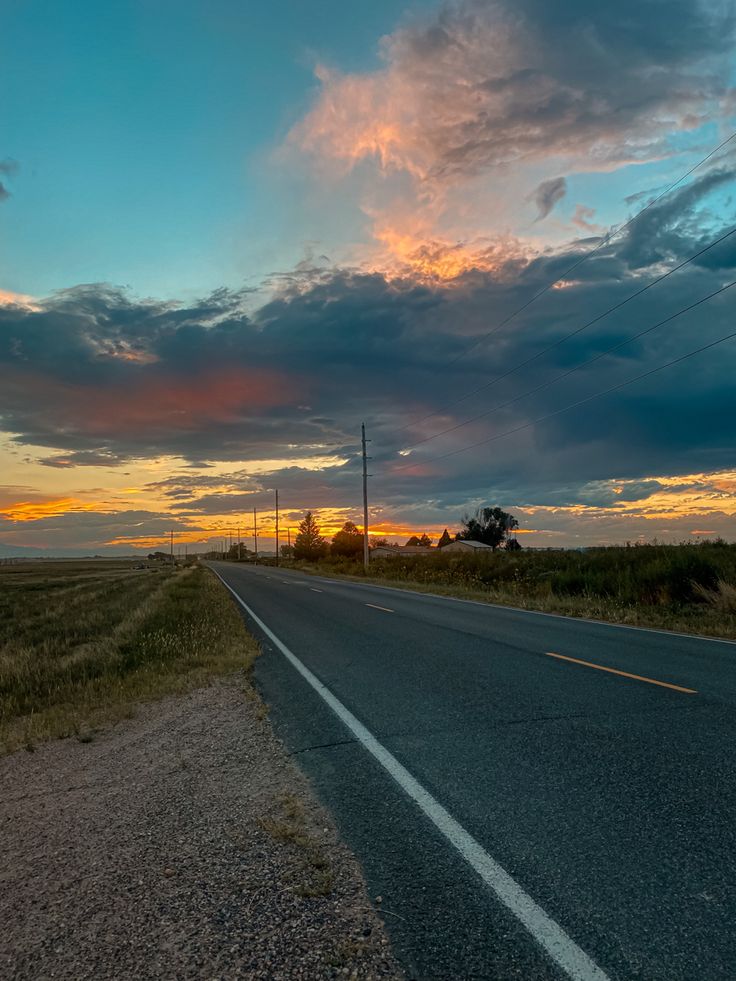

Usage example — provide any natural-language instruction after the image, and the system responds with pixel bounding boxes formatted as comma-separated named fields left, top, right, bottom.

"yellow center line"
left=545, top=652, right=697, bottom=694
left=366, top=603, right=394, bottom=613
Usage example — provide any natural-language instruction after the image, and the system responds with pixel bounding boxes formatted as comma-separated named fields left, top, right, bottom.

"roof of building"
left=371, top=545, right=435, bottom=554
left=440, top=539, right=494, bottom=549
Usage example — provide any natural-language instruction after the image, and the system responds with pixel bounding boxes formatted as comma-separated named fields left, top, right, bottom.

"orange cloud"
left=0, top=497, right=106, bottom=521
left=2, top=364, right=301, bottom=438
left=370, top=225, right=530, bottom=282
left=290, top=1, right=732, bottom=286
left=0, top=289, right=39, bottom=310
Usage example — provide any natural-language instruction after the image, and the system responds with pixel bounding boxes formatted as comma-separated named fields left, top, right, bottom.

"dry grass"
left=692, top=579, right=736, bottom=614
left=260, top=792, right=334, bottom=897
left=0, top=561, right=259, bottom=754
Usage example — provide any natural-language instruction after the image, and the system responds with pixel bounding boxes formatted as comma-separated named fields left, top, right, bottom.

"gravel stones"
left=0, top=675, right=404, bottom=980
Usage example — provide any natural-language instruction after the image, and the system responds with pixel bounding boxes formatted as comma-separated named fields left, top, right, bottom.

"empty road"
left=209, top=561, right=736, bottom=980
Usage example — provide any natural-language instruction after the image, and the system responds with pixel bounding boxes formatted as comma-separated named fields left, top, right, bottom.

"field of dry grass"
left=0, top=560, right=259, bottom=753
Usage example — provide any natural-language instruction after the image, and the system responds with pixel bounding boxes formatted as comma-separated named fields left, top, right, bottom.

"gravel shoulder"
left=0, top=674, right=404, bottom=980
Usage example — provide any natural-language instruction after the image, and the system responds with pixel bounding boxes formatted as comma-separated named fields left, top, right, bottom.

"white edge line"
left=365, top=603, right=394, bottom=613
left=211, top=567, right=610, bottom=981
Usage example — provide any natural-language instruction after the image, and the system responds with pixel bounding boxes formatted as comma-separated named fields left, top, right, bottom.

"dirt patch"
left=0, top=674, right=403, bottom=980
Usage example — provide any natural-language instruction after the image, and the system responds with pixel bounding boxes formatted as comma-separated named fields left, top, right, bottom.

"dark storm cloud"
left=1, top=165, right=735, bottom=526
left=618, top=165, right=736, bottom=268
left=39, top=450, right=132, bottom=468
left=531, top=177, right=566, bottom=221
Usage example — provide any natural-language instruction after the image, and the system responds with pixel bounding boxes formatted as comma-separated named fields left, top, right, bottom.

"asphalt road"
left=209, top=561, right=736, bottom=980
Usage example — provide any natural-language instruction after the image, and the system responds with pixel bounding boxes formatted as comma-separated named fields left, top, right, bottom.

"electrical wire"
left=397, top=232, right=736, bottom=453
left=399, top=225, right=736, bottom=448
left=385, top=288, right=736, bottom=474
left=399, top=130, right=736, bottom=432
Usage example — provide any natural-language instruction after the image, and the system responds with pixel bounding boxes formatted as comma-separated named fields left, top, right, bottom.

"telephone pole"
left=253, top=507, right=258, bottom=563
left=362, top=422, right=370, bottom=571
left=237, top=525, right=241, bottom=561
left=275, top=489, right=280, bottom=567
left=170, top=529, right=174, bottom=566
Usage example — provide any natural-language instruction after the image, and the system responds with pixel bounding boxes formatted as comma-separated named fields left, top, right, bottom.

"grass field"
left=0, top=560, right=258, bottom=754
left=286, top=541, right=736, bottom=640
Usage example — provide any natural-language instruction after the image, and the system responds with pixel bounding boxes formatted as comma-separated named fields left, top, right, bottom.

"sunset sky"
left=1, top=0, right=735, bottom=555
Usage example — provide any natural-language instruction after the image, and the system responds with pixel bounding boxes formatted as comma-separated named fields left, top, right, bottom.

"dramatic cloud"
left=3, top=0, right=736, bottom=550
left=297, top=0, right=734, bottom=181
left=291, top=0, right=735, bottom=275
left=1, top=166, right=734, bottom=552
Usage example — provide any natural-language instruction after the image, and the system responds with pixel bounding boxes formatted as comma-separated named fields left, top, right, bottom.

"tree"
left=505, top=538, right=522, bottom=552
left=331, top=521, right=363, bottom=558
left=406, top=533, right=432, bottom=547
left=457, top=507, right=519, bottom=549
left=371, top=537, right=389, bottom=549
left=437, top=528, right=453, bottom=549
left=293, top=511, right=328, bottom=561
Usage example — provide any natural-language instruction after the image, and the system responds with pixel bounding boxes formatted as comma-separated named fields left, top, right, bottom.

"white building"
left=438, top=540, right=494, bottom=553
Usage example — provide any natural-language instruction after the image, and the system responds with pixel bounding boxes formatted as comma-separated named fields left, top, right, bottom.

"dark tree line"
left=288, top=505, right=520, bottom=563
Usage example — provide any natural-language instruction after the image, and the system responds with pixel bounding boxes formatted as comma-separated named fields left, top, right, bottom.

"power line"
left=398, top=225, right=736, bottom=451
left=399, top=129, right=736, bottom=432
left=386, top=292, right=736, bottom=475
left=397, top=234, right=736, bottom=454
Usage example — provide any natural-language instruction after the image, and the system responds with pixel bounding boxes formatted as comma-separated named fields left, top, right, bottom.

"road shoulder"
left=0, top=673, right=403, bottom=980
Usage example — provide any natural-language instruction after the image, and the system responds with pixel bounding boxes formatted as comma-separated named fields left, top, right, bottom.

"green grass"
left=281, top=542, right=736, bottom=640
left=0, top=561, right=259, bottom=754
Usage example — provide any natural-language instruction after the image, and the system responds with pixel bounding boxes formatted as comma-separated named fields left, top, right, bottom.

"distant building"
left=370, top=545, right=436, bottom=559
left=439, top=540, right=494, bottom=553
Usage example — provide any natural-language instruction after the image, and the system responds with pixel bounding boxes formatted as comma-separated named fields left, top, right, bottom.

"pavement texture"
left=0, top=674, right=404, bottom=980
left=210, top=561, right=736, bottom=981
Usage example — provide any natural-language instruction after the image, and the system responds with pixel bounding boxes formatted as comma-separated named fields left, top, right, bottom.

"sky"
left=1, top=0, right=735, bottom=555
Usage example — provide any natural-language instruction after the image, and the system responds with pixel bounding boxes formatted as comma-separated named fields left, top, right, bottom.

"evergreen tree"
left=438, top=528, right=453, bottom=548
left=293, top=512, right=328, bottom=561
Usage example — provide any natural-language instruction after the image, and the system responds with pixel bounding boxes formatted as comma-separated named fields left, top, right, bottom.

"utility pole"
left=275, top=489, right=280, bottom=567
left=362, top=422, right=370, bottom=571
left=170, top=529, right=174, bottom=566
left=287, top=527, right=291, bottom=555
left=253, top=507, right=258, bottom=563
left=237, top=525, right=241, bottom=561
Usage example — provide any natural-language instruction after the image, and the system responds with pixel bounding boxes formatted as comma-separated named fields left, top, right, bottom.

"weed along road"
left=209, top=561, right=736, bottom=981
